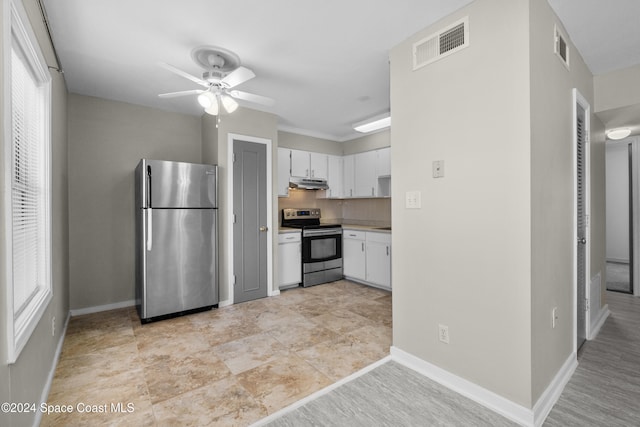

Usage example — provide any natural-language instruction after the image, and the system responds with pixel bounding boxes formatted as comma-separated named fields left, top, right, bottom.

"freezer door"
left=142, top=208, right=218, bottom=319
left=145, top=159, right=217, bottom=208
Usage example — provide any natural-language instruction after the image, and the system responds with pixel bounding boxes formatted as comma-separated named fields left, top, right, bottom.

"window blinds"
left=10, top=46, right=49, bottom=317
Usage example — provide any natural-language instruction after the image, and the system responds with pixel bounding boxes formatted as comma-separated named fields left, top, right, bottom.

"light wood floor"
left=545, top=291, right=640, bottom=426
left=41, top=280, right=391, bottom=426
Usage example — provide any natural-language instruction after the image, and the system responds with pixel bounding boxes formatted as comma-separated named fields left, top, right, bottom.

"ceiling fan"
left=158, top=46, right=274, bottom=115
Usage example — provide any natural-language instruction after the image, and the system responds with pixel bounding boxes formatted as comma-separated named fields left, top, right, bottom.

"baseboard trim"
left=390, top=346, right=578, bottom=427
left=250, top=355, right=392, bottom=426
left=390, top=346, right=534, bottom=426
left=218, top=299, right=233, bottom=307
left=531, top=352, right=578, bottom=427
left=69, top=299, right=135, bottom=317
left=589, top=304, right=610, bottom=340
left=33, top=312, right=70, bottom=427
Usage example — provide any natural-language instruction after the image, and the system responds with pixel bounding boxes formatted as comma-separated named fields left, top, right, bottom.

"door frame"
left=573, top=88, right=591, bottom=352
left=226, top=133, right=276, bottom=305
left=630, top=139, right=640, bottom=296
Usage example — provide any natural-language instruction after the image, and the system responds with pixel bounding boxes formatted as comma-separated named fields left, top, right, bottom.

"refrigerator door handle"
left=147, top=208, right=153, bottom=251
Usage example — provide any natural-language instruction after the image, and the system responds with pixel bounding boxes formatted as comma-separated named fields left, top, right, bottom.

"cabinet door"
left=290, top=149, right=310, bottom=178
left=310, top=152, right=328, bottom=179
left=376, top=147, right=391, bottom=177
left=278, top=240, right=301, bottom=287
left=354, top=150, right=377, bottom=197
left=343, top=154, right=355, bottom=198
left=343, top=232, right=366, bottom=280
left=326, top=155, right=343, bottom=198
left=366, top=239, right=391, bottom=289
left=277, top=148, right=291, bottom=197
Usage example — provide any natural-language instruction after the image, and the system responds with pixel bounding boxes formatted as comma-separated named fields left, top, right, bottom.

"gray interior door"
left=576, top=103, right=587, bottom=350
left=233, top=140, right=268, bottom=304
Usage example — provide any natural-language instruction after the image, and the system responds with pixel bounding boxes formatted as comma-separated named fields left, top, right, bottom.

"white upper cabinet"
left=290, top=149, right=310, bottom=178
left=277, top=148, right=291, bottom=197
left=343, top=154, right=355, bottom=198
left=290, top=149, right=328, bottom=179
left=325, top=155, right=343, bottom=198
left=354, top=150, right=377, bottom=197
left=376, top=147, right=391, bottom=177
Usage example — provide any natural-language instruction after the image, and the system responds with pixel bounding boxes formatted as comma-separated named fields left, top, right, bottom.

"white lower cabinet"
left=343, top=229, right=391, bottom=290
left=343, top=230, right=366, bottom=281
left=278, top=232, right=301, bottom=289
left=365, top=232, right=391, bottom=289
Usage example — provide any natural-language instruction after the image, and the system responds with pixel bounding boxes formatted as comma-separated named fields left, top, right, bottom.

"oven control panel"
left=282, top=208, right=321, bottom=220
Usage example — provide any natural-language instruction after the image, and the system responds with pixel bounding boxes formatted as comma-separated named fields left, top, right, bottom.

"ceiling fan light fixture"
left=204, top=96, right=219, bottom=116
left=353, top=113, right=391, bottom=133
left=197, top=91, right=215, bottom=108
left=221, top=94, right=239, bottom=113
left=606, top=128, right=631, bottom=140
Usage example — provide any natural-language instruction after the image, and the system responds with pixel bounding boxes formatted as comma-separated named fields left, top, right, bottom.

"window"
left=5, top=0, right=52, bottom=363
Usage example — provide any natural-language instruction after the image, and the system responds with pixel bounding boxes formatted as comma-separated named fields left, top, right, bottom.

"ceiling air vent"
left=413, top=16, right=469, bottom=70
left=554, top=25, right=570, bottom=69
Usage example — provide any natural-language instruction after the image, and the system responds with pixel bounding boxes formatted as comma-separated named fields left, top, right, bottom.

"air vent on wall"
left=413, top=16, right=469, bottom=70
left=554, top=24, right=570, bottom=69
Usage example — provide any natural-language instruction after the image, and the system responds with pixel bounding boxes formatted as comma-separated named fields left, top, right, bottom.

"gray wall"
left=390, top=0, right=604, bottom=409
left=202, top=108, right=279, bottom=303
left=278, top=131, right=343, bottom=155
left=0, top=1, right=69, bottom=426
left=391, top=0, right=533, bottom=406
left=529, top=0, right=604, bottom=402
left=68, top=94, right=202, bottom=310
left=606, top=139, right=633, bottom=262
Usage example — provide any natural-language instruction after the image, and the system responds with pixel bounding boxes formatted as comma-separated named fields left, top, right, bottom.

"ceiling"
left=42, top=0, right=640, bottom=141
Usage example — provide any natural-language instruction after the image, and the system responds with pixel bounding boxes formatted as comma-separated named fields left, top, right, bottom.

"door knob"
left=259, top=226, right=268, bottom=232
left=578, top=237, right=586, bottom=244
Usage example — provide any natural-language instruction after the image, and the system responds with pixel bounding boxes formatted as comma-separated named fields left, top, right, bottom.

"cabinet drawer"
left=366, top=232, right=391, bottom=244
left=278, top=232, right=301, bottom=243
left=343, top=230, right=366, bottom=240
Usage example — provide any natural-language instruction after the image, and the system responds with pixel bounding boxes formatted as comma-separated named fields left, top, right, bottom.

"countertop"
left=341, top=224, right=392, bottom=234
left=279, top=224, right=391, bottom=234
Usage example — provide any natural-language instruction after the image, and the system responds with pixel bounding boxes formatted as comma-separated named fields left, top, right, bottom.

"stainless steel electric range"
left=281, top=208, right=342, bottom=287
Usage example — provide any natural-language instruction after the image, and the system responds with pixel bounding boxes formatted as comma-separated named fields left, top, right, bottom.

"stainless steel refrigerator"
left=135, top=159, right=218, bottom=322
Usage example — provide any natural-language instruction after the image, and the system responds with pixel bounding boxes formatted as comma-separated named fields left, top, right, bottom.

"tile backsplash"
left=278, top=189, right=391, bottom=227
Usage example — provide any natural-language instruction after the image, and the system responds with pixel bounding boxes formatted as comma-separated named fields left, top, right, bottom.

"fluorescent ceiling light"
left=353, top=114, right=391, bottom=133
left=606, top=128, right=631, bottom=140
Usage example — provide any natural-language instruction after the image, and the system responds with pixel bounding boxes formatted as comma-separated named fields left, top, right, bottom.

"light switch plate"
left=406, top=191, right=421, bottom=209
left=432, top=160, right=445, bottom=178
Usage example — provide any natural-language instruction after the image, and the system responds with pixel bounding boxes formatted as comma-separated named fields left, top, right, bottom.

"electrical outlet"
left=438, top=324, right=450, bottom=344
left=52, top=316, right=56, bottom=337
left=552, top=307, right=558, bottom=329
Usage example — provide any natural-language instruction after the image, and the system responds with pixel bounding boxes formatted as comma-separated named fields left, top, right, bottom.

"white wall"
left=606, top=139, right=633, bottom=262
left=68, top=95, right=202, bottom=310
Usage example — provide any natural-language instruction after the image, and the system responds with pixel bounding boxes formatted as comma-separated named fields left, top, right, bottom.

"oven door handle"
left=303, top=229, right=342, bottom=237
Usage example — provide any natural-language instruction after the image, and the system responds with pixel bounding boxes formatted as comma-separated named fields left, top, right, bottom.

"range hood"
left=289, top=177, right=329, bottom=190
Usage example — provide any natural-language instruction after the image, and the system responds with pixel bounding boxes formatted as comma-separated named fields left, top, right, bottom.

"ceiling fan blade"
left=158, top=89, right=204, bottom=98
left=221, top=66, right=255, bottom=88
left=229, top=90, right=275, bottom=106
left=158, top=62, right=209, bottom=87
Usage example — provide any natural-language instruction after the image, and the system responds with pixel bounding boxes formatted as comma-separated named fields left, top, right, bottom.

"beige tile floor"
left=41, top=280, right=392, bottom=426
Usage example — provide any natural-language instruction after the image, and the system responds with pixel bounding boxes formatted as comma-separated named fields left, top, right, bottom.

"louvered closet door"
left=576, top=104, right=587, bottom=351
